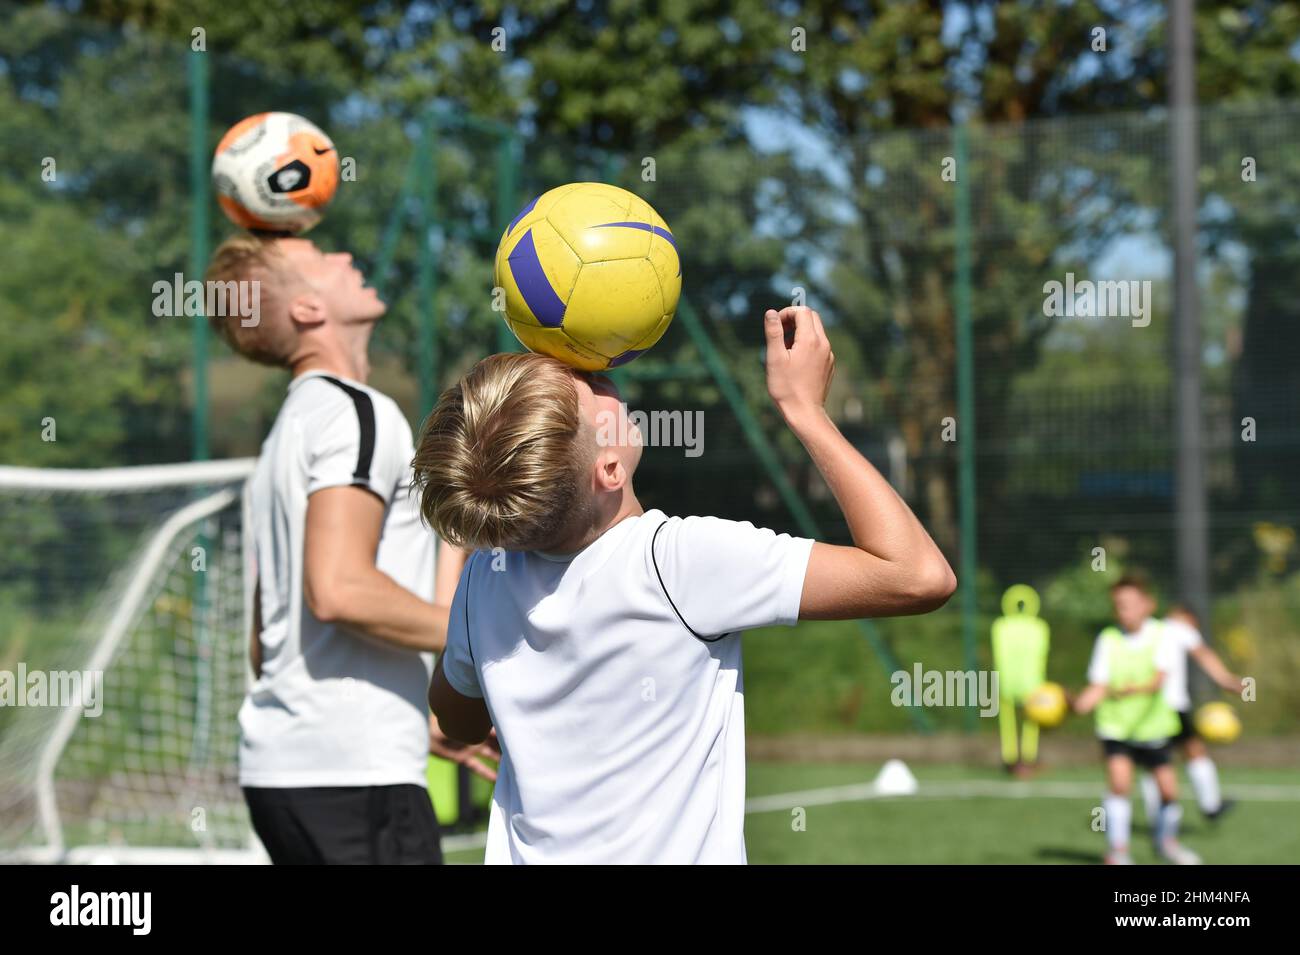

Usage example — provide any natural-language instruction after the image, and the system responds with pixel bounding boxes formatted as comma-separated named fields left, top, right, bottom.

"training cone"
left=873, top=758, right=919, bottom=796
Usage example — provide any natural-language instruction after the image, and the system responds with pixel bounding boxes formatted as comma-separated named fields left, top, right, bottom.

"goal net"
left=0, top=459, right=265, bottom=864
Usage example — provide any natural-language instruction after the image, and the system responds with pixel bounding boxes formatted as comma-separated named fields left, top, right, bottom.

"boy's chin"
left=339, top=302, right=387, bottom=329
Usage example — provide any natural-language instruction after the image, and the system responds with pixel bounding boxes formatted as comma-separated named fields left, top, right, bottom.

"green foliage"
left=3, top=3, right=1300, bottom=723
left=1212, top=568, right=1300, bottom=733
left=0, top=7, right=194, bottom=465
left=1042, top=555, right=1123, bottom=641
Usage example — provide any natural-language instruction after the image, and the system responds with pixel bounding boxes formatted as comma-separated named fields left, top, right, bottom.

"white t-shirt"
left=1158, top=618, right=1204, bottom=712
left=441, top=509, right=814, bottom=864
left=1085, top=618, right=1183, bottom=729
left=239, top=371, right=436, bottom=788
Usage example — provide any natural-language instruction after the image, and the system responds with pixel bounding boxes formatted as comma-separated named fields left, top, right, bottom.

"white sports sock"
left=1187, top=756, right=1222, bottom=813
left=1139, top=773, right=1160, bottom=820
left=1156, top=801, right=1183, bottom=845
left=1104, top=794, right=1131, bottom=853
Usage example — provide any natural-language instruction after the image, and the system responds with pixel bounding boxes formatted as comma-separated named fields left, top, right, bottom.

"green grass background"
left=444, top=761, right=1300, bottom=865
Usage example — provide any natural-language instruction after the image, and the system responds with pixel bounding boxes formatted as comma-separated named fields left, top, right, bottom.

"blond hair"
left=412, top=353, right=594, bottom=551
left=204, top=233, right=296, bottom=367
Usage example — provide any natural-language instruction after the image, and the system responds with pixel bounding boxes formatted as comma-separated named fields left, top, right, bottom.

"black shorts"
left=243, top=784, right=443, bottom=865
left=1101, top=738, right=1172, bottom=770
left=1171, top=709, right=1197, bottom=744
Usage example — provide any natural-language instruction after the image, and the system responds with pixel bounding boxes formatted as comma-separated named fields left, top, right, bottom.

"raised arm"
left=763, top=306, right=956, bottom=620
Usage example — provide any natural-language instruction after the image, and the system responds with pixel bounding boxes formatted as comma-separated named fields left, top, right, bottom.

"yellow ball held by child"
left=1195, top=701, right=1242, bottom=744
left=1024, top=681, right=1069, bottom=728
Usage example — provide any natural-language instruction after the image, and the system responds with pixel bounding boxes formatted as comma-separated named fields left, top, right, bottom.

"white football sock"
left=1187, top=756, right=1222, bottom=813
left=1139, top=773, right=1160, bottom=821
left=1156, top=800, right=1183, bottom=845
left=1104, top=794, right=1131, bottom=853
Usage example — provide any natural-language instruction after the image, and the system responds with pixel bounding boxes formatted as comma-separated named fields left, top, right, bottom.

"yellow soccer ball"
left=1195, top=702, right=1242, bottom=744
left=1025, top=681, right=1069, bottom=728
left=494, top=182, right=681, bottom=371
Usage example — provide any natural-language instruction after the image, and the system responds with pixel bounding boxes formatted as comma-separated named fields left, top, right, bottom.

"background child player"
left=412, top=306, right=956, bottom=864
left=1138, top=604, right=1246, bottom=824
left=1073, top=573, right=1199, bottom=865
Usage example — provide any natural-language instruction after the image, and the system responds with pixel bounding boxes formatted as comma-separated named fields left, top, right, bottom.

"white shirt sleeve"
left=649, top=515, right=814, bottom=638
left=1086, top=634, right=1109, bottom=685
left=306, top=391, right=409, bottom=505
left=440, top=551, right=483, bottom=698
left=1155, top=625, right=1185, bottom=674
left=1164, top=618, right=1204, bottom=652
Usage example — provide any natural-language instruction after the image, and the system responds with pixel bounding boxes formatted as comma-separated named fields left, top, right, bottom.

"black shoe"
left=1204, top=799, right=1236, bottom=822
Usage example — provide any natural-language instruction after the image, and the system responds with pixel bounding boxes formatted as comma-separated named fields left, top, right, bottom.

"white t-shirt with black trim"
left=441, top=509, right=814, bottom=864
left=239, top=370, right=436, bottom=788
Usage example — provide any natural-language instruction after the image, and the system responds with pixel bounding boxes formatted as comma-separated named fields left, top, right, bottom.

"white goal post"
left=0, top=459, right=267, bottom=864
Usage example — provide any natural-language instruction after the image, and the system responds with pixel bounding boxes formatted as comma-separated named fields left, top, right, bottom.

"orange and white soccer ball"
left=212, top=112, right=339, bottom=234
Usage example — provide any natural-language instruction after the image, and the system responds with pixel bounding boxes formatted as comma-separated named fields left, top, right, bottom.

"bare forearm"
left=429, top=659, right=492, bottom=744
left=250, top=578, right=263, bottom=678
left=1131, top=676, right=1162, bottom=695
left=789, top=408, right=947, bottom=568
left=1074, top=684, right=1106, bottom=714
left=1191, top=647, right=1241, bottom=692
left=1110, top=676, right=1162, bottom=698
left=250, top=626, right=263, bottom=678
left=320, top=569, right=449, bottom=653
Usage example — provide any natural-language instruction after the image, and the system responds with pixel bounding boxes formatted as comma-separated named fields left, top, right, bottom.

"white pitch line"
left=745, top=782, right=883, bottom=813
left=443, top=831, right=490, bottom=853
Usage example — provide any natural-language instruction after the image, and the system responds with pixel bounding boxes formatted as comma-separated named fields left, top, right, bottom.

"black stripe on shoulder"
left=317, top=375, right=377, bottom=486
left=650, top=520, right=731, bottom=644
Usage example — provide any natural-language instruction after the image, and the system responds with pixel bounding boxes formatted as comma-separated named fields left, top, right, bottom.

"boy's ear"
left=593, top=448, right=627, bottom=493
left=288, top=293, right=328, bottom=329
